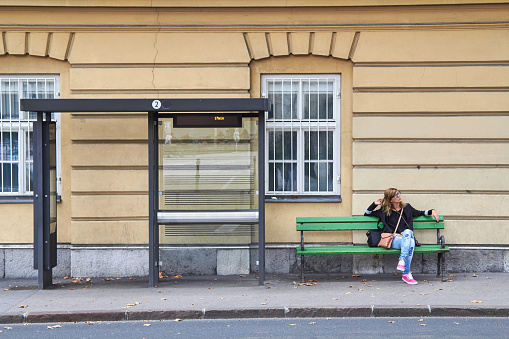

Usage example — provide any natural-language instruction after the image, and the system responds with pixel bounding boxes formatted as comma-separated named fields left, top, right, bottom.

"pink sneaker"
left=402, top=272, right=417, bottom=285
left=397, top=260, right=405, bottom=272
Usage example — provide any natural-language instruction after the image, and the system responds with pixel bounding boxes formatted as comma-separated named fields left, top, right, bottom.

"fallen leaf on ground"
left=47, top=325, right=62, bottom=329
left=161, top=298, right=167, bottom=300
left=419, top=319, right=424, bottom=322
left=389, top=321, right=395, bottom=323
left=18, top=305, right=28, bottom=308
left=129, top=277, right=136, bottom=280
left=472, top=274, right=478, bottom=277
left=261, top=302, right=267, bottom=305
left=239, top=275, right=246, bottom=278
left=470, top=300, right=483, bottom=303
left=289, top=324, right=297, bottom=326
left=174, top=319, right=182, bottom=322
left=420, top=293, right=427, bottom=295
left=352, top=274, right=361, bottom=277
left=308, top=322, right=316, bottom=325
left=421, top=324, right=427, bottom=326
left=3, top=289, right=10, bottom=291
left=143, top=324, right=151, bottom=327
left=104, top=278, right=112, bottom=281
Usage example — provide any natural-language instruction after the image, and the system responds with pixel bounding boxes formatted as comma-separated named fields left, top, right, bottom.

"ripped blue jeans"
left=390, top=229, right=415, bottom=274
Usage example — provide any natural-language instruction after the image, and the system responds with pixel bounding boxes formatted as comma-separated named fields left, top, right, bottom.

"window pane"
left=304, top=161, right=333, bottom=192
left=304, top=162, right=318, bottom=191
left=328, top=162, right=334, bottom=191
left=2, top=132, right=19, bottom=161
left=37, top=79, right=46, bottom=99
left=1, top=80, right=20, bottom=120
left=268, top=80, right=297, bottom=120
left=270, top=162, right=297, bottom=192
left=303, top=79, right=333, bottom=120
left=304, top=131, right=332, bottom=161
left=26, top=162, right=33, bottom=192
left=26, top=132, right=33, bottom=161
left=269, top=131, right=296, bottom=161
left=2, top=163, right=19, bottom=192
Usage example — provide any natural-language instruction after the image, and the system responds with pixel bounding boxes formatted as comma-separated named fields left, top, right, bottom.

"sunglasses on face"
left=394, top=192, right=401, bottom=198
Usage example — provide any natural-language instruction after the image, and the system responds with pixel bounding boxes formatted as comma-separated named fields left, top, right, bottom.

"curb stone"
left=2, top=306, right=509, bottom=324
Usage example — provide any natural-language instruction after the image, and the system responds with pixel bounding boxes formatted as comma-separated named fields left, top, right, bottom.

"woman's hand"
left=374, top=198, right=382, bottom=206
left=431, top=209, right=440, bottom=222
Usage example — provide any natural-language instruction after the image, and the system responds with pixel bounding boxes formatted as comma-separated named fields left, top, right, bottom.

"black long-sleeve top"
left=364, top=202, right=433, bottom=234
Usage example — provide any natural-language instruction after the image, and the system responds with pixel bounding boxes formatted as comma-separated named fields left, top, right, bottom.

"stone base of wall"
left=1, top=245, right=508, bottom=278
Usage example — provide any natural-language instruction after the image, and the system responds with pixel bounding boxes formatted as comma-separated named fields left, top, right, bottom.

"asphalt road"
left=1, top=317, right=508, bottom=338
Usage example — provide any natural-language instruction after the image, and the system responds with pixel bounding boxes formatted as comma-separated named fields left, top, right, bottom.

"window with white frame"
left=0, top=75, right=60, bottom=196
left=262, top=74, right=340, bottom=197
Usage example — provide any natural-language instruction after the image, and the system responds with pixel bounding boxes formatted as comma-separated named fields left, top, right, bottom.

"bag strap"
left=393, top=207, right=404, bottom=235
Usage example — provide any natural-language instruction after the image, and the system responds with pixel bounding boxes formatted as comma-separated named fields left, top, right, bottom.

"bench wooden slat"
left=296, top=222, right=444, bottom=231
left=296, top=244, right=450, bottom=256
left=296, top=215, right=443, bottom=223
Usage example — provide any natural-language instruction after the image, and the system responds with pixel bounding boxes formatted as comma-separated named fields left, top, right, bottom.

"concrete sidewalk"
left=1, top=272, right=508, bottom=324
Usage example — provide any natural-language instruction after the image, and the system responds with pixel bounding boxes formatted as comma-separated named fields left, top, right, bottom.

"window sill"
left=265, top=195, right=341, bottom=203
left=0, top=195, right=62, bottom=204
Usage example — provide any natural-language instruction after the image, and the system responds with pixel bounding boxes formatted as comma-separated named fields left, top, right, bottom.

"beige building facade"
left=1, top=0, right=509, bottom=278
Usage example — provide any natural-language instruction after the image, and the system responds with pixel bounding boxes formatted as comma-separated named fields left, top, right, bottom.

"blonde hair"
left=381, top=187, right=406, bottom=216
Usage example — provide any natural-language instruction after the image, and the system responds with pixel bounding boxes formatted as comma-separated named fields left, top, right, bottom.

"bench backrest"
left=296, top=215, right=444, bottom=231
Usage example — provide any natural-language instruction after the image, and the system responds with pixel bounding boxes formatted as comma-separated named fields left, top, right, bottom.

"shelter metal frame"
left=20, top=98, right=270, bottom=289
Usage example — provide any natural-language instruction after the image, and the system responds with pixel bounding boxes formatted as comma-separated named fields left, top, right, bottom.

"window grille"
left=0, top=76, right=60, bottom=195
left=262, top=75, right=340, bottom=196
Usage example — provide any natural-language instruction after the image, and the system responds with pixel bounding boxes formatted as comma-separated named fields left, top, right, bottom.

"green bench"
left=296, top=215, right=450, bottom=282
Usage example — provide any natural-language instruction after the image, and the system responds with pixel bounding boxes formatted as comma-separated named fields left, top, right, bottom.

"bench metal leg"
left=300, top=255, right=305, bottom=283
left=437, top=253, right=447, bottom=282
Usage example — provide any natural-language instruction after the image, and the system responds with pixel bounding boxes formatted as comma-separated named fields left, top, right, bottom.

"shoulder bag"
left=378, top=207, right=403, bottom=249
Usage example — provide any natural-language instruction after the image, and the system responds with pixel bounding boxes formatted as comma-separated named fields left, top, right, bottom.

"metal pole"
left=34, top=112, right=52, bottom=289
left=148, top=112, right=159, bottom=287
left=258, top=111, right=265, bottom=286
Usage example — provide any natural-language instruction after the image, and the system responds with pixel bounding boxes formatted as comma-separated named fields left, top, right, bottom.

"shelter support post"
left=148, top=112, right=160, bottom=287
left=258, top=111, right=265, bottom=285
left=33, top=112, right=55, bottom=289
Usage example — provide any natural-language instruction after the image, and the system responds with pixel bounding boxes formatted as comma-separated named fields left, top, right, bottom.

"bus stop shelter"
left=20, top=98, right=270, bottom=289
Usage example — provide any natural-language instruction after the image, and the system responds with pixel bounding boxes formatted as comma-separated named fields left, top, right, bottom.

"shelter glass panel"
left=158, top=116, right=259, bottom=246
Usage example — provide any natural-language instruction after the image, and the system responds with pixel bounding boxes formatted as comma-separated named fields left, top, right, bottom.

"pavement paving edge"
left=1, top=306, right=509, bottom=324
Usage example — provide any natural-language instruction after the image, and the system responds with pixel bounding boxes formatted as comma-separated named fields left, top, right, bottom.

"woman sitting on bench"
left=365, top=188, right=439, bottom=285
